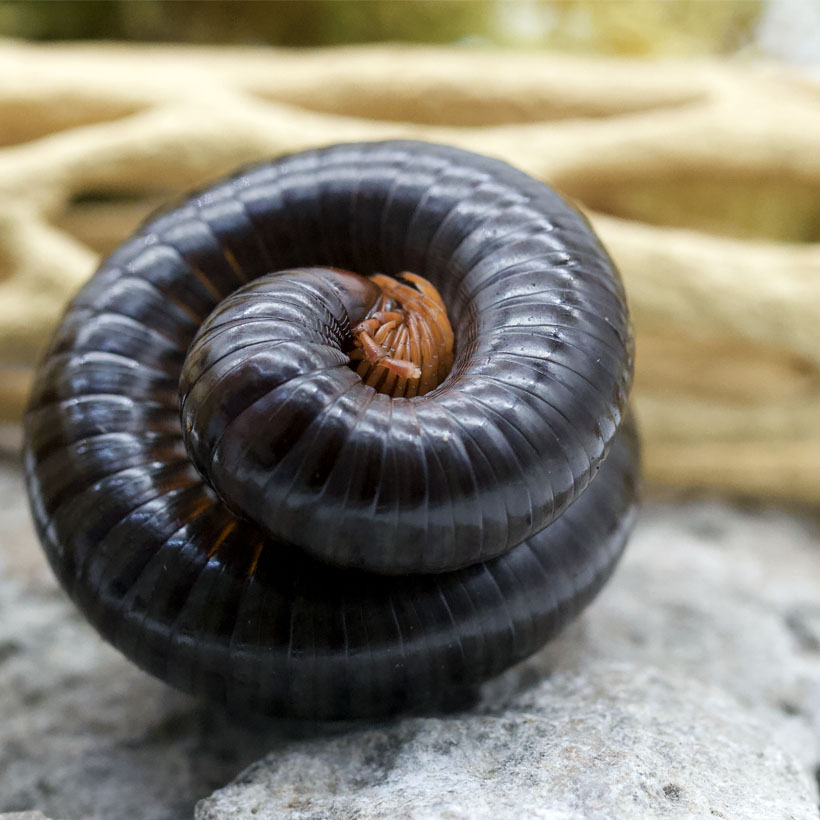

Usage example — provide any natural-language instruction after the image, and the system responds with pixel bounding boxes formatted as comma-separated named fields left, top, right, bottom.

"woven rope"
left=1, top=40, right=818, bottom=503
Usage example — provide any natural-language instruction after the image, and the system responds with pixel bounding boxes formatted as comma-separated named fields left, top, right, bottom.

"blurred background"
left=0, top=0, right=819, bottom=505
left=0, top=0, right=815, bottom=59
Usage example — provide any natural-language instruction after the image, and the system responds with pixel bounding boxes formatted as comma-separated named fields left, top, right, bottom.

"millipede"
left=23, top=140, right=639, bottom=720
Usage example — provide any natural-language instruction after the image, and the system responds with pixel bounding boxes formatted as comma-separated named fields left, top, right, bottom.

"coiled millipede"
left=23, top=141, right=638, bottom=720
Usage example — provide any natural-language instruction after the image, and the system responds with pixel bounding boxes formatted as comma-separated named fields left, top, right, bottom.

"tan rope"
left=1, top=40, right=818, bottom=503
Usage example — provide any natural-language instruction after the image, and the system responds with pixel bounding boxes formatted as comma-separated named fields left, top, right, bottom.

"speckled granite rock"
left=196, top=664, right=818, bottom=820
left=2, top=452, right=820, bottom=820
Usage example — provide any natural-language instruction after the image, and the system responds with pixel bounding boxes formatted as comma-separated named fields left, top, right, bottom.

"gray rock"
left=487, top=501, right=820, bottom=771
left=195, top=663, right=818, bottom=820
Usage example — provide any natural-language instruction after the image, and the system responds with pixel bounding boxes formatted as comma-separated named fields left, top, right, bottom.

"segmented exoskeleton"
left=23, top=141, right=639, bottom=719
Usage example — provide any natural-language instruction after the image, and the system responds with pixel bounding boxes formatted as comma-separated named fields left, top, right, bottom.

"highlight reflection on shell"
left=23, top=140, right=639, bottom=719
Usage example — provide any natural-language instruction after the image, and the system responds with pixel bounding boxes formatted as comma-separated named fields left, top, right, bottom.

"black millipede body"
left=23, top=140, right=639, bottom=720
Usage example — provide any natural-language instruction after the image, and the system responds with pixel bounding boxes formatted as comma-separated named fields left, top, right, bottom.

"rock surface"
left=1, top=452, right=819, bottom=819
left=540, top=501, right=820, bottom=772
left=196, top=664, right=817, bottom=820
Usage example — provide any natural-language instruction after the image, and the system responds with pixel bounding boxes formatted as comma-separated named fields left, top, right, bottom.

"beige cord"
left=1, top=40, right=818, bottom=503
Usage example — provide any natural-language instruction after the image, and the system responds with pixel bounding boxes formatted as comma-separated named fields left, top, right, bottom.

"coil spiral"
left=23, top=141, right=639, bottom=719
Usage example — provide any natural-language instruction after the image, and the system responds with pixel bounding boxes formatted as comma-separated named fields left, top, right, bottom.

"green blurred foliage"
left=0, top=0, right=763, bottom=56
left=0, top=1, right=497, bottom=46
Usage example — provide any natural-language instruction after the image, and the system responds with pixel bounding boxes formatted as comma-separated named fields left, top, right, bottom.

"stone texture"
left=196, top=664, right=816, bottom=820
left=495, top=501, right=820, bottom=772
left=2, top=450, right=820, bottom=819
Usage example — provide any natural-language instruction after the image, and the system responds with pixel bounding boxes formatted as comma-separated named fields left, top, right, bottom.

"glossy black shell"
left=23, top=141, right=639, bottom=719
